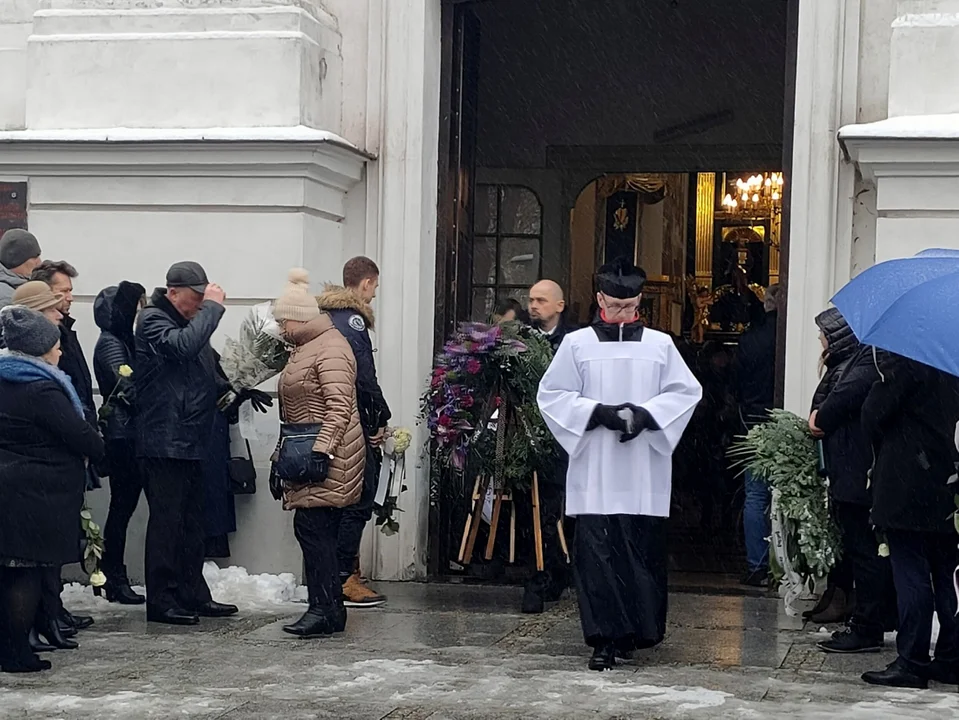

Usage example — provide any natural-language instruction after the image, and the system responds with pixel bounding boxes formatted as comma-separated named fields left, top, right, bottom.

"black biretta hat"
left=596, top=257, right=647, bottom=299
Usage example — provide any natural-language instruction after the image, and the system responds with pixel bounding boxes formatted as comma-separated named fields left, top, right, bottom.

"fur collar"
left=316, top=285, right=375, bottom=330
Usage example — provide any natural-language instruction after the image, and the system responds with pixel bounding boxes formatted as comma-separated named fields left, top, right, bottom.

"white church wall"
left=0, top=0, right=40, bottom=130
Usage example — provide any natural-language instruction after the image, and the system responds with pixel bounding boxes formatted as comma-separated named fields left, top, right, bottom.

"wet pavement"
left=1, top=581, right=957, bottom=719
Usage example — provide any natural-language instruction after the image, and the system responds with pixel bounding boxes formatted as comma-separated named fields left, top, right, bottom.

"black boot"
left=28, top=627, right=55, bottom=653
left=1, top=649, right=51, bottom=674
left=588, top=643, right=617, bottom=672
left=37, top=617, right=79, bottom=650
left=60, top=608, right=94, bottom=630
left=100, top=567, right=145, bottom=605
left=521, top=572, right=549, bottom=614
left=282, top=604, right=336, bottom=638
left=333, top=602, right=347, bottom=634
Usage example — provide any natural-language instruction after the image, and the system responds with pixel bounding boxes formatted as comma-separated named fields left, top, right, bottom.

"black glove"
left=587, top=404, right=628, bottom=433
left=618, top=404, right=658, bottom=443
left=225, top=388, right=274, bottom=423
left=310, top=452, right=330, bottom=483
left=244, top=388, right=274, bottom=414
left=269, top=467, right=283, bottom=501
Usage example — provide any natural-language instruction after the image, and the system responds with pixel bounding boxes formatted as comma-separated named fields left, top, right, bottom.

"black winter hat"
left=0, top=305, right=61, bottom=357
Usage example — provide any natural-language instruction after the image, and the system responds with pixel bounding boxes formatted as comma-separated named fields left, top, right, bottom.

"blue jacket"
left=317, top=286, right=391, bottom=436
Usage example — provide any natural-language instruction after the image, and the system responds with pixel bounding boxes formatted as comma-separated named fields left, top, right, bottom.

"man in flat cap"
left=0, top=229, right=42, bottom=309
left=536, top=257, right=702, bottom=671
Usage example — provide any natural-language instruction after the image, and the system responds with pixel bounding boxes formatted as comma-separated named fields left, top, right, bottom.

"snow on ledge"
left=840, top=114, right=959, bottom=142
left=0, top=125, right=370, bottom=156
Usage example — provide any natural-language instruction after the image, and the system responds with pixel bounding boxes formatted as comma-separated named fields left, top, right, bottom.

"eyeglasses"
left=600, top=295, right=640, bottom=313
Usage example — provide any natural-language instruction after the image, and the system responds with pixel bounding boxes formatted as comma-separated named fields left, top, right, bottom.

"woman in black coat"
left=809, top=308, right=894, bottom=653
left=92, top=281, right=146, bottom=604
left=859, top=351, right=959, bottom=689
left=0, top=306, right=104, bottom=673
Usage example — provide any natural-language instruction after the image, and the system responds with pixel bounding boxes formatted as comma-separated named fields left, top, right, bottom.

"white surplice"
left=537, top=326, right=702, bottom=517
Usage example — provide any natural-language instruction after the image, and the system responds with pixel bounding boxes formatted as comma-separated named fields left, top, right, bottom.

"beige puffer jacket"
left=278, top=313, right=365, bottom=510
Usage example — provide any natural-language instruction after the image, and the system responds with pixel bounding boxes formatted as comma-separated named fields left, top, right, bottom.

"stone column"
left=782, top=0, right=862, bottom=414
left=359, top=0, right=442, bottom=581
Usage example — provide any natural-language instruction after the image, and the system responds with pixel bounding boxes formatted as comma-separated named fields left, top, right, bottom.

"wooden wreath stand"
left=457, top=398, right=569, bottom=569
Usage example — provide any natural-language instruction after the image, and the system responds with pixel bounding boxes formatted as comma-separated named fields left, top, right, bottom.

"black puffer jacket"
left=810, top=309, right=876, bottom=506
left=863, top=351, right=959, bottom=533
left=93, top=281, right=145, bottom=441
left=134, top=288, right=230, bottom=460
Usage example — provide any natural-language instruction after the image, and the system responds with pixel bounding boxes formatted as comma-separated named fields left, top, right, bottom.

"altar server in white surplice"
left=536, top=257, right=702, bottom=671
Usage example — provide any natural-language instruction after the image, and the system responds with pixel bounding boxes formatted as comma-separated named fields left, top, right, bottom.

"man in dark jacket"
left=859, top=351, right=959, bottom=689
left=317, top=256, right=391, bottom=607
left=809, top=310, right=894, bottom=652
left=135, top=262, right=238, bottom=626
left=31, top=261, right=96, bottom=427
left=93, top=281, right=147, bottom=605
left=523, top=279, right=577, bottom=613
left=735, top=284, right=779, bottom=586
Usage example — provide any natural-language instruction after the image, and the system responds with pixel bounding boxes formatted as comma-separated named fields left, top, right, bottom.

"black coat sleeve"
left=32, top=384, right=105, bottom=462
left=861, top=352, right=919, bottom=446
left=816, top=354, right=879, bottom=435
left=95, top=334, right=135, bottom=407
left=139, top=301, right=225, bottom=361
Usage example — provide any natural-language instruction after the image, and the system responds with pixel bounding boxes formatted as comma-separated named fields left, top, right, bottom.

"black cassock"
left=573, top=514, right=667, bottom=651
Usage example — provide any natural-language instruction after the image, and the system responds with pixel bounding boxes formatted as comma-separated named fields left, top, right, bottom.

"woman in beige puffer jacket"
left=273, top=269, right=365, bottom=638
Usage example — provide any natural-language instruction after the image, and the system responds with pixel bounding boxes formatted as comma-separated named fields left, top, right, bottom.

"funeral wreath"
left=421, top=322, right=556, bottom=491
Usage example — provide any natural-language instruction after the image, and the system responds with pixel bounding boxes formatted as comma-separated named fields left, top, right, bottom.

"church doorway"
left=432, top=0, right=798, bottom=584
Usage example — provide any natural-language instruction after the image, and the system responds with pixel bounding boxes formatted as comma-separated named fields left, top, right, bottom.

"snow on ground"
left=60, top=563, right=308, bottom=614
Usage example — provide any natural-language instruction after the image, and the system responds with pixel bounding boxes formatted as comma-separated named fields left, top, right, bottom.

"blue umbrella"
left=831, top=249, right=959, bottom=377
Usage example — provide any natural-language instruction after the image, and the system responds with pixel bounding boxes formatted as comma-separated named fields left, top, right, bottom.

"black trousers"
left=574, top=514, right=667, bottom=651
left=102, top=440, right=145, bottom=577
left=0, top=567, right=42, bottom=666
left=142, top=459, right=213, bottom=612
left=887, top=529, right=959, bottom=674
left=835, top=502, right=896, bottom=638
left=336, top=447, right=378, bottom=580
left=295, top=507, right=343, bottom=611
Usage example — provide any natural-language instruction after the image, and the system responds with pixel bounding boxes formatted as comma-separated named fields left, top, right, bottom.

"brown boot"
left=810, top=587, right=854, bottom=624
left=342, top=571, right=386, bottom=608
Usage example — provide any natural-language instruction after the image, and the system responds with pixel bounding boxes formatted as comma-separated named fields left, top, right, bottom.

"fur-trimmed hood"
left=316, top=285, right=374, bottom=330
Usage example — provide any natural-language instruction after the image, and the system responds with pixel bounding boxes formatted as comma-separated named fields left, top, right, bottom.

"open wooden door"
left=431, top=1, right=481, bottom=576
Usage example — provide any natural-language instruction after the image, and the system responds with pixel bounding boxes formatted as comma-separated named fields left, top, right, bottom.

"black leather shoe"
left=147, top=607, right=200, bottom=626
left=282, top=607, right=335, bottom=638
left=818, top=628, right=883, bottom=654
left=193, top=601, right=238, bottom=618
left=28, top=628, right=55, bottom=653
left=862, top=660, right=927, bottom=689
left=588, top=644, right=617, bottom=672
left=60, top=609, right=94, bottom=630
left=56, top=619, right=78, bottom=638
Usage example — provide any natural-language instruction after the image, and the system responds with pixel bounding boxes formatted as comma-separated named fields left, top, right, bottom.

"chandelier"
left=721, top=172, right=784, bottom=214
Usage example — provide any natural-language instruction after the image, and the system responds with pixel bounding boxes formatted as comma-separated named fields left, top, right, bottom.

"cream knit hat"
left=274, top=268, right=320, bottom=322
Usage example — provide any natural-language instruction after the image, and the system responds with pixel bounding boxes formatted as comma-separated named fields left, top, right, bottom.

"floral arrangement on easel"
left=729, top=409, right=841, bottom=612
left=420, top=322, right=556, bottom=491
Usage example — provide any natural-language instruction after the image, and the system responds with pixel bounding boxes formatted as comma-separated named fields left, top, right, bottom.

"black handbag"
left=229, top=440, right=257, bottom=495
left=273, top=422, right=326, bottom=484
